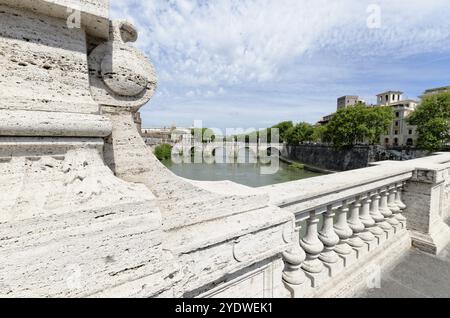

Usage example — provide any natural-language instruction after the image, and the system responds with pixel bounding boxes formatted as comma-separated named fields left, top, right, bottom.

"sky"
left=110, top=0, right=450, bottom=132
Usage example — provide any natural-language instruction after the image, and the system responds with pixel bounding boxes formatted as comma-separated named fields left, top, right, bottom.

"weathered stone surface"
left=0, top=4, right=99, bottom=114
left=101, top=106, right=293, bottom=297
left=102, top=109, right=280, bottom=230
left=0, top=139, right=177, bottom=297
left=284, top=144, right=372, bottom=171
left=0, top=0, right=293, bottom=298
left=0, top=0, right=110, bottom=39
left=404, top=164, right=450, bottom=254
left=358, top=243, right=450, bottom=298
left=88, top=21, right=157, bottom=110
left=0, top=110, right=112, bottom=137
left=0, top=0, right=178, bottom=298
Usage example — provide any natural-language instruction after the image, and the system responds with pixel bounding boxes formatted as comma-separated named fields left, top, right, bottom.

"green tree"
left=258, top=128, right=274, bottom=143
left=409, top=92, right=450, bottom=152
left=324, top=103, right=393, bottom=148
left=312, top=125, right=328, bottom=143
left=286, top=122, right=315, bottom=145
left=272, top=121, right=294, bottom=142
left=154, top=144, right=173, bottom=161
left=365, top=106, right=394, bottom=145
left=191, top=128, right=216, bottom=143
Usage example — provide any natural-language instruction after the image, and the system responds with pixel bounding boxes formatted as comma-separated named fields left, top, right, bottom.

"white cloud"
left=110, top=0, right=450, bottom=129
left=112, top=0, right=450, bottom=87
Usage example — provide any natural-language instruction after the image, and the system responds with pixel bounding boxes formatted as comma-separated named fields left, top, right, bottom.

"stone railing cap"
left=0, top=0, right=110, bottom=39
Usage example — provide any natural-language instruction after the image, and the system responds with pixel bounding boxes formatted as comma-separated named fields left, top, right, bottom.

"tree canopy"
left=230, top=103, right=394, bottom=148
left=323, top=103, right=394, bottom=148
left=285, top=122, right=315, bottom=145
left=408, top=92, right=450, bottom=152
left=272, top=121, right=294, bottom=142
left=154, top=144, right=173, bottom=161
left=191, top=128, right=216, bottom=143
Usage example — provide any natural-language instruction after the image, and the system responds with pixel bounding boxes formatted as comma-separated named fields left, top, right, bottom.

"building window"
left=394, top=138, right=399, bottom=146
left=396, top=112, right=400, bottom=118
left=395, top=121, right=399, bottom=127
left=406, top=138, right=413, bottom=146
left=409, top=130, right=413, bottom=135
left=385, top=138, right=389, bottom=144
left=395, top=130, right=399, bottom=135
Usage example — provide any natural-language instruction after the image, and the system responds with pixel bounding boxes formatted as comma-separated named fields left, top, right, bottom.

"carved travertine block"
left=404, top=167, right=450, bottom=254
left=0, top=0, right=110, bottom=38
left=0, top=139, right=177, bottom=297
left=88, top=21, right=157, bottom=110
left=0, top=5, right=100, bottom=115
left=0, top=110, right=112, bottom=137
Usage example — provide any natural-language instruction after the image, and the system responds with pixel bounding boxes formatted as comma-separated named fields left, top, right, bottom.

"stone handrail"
left=260, top=152, right=450, bottom=297
left=262, top=152, right=450, bottom=208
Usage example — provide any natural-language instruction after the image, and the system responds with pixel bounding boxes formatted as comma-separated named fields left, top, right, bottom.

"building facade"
left=318, top=95, right=363, bottom=125
left=141, top=126, right=192, bottom=147
left=318, top=91, right=420, bottom=147
left=376, top=91, right=418, bottom=147
left=376, top=90, right=404, bottom=106
left=337, top=95, right=363, bottom=110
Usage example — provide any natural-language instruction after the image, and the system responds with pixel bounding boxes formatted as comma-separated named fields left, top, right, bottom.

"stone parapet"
left=0, top=4, right=100, bottom=115
left=0, top=0, right=110, bottom=39
left=0, top=110, right=112, bottom=137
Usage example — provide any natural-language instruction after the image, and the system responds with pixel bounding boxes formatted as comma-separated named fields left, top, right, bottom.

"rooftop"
left=377, top=91, right=404, bottom=96
left=424, top=85, right=450, bottom=94
left=338, top=95, right=359, bottom=99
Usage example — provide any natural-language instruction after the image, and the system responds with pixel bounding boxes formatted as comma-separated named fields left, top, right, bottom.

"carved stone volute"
left=88, top=20, right=157, bottom=111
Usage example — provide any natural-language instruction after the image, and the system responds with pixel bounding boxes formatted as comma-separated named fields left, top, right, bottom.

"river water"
left=162, top=157, right=322, bottom=188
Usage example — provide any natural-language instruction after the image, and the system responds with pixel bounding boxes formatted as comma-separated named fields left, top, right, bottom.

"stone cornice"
left=0, top=0, right=110, bottom=39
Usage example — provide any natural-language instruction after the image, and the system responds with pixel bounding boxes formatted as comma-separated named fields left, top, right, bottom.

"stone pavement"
left=358, top=219, right=450, bottom=298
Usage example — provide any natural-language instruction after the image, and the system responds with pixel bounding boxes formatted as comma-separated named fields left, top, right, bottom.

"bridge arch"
left=258, top=144, right=282, bottom=158
left=236, top=146, right=258, bottom=164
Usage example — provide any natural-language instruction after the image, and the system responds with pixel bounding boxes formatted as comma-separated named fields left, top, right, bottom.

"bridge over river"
left=172, top=140, right=285, bottom=162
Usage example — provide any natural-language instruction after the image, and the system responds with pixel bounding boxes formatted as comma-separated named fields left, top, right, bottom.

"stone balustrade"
left=261, top=152, right=450, bottom=297
left=282, top=180, right=408, bottom=295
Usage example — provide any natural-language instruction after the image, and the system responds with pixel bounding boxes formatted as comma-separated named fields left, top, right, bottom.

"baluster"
left=282, top=224, right=306, bottom=297
left=319, top=205, right=341, bottom=276
left=358, top=193, right=376, bottom=250
left=347, top=196, right=366, bottom=257
left=379, top=187, right=396, bottom=223
left=379, top=186, right=398, bottom=238
left=386, top=185, right=401, bottom=230
left=369, top=190, right=391, bottom=242
left=388, top=185, right=401, bottom=213
left=300, top=211, right=324, bottom=287
left=333, top=201, right=355, bottom=266
left=395, top=182, right=407, bottom=209
left=394, top=182, right=407, bottom=228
